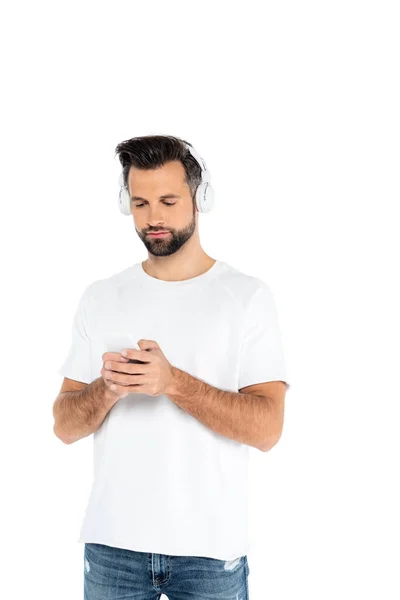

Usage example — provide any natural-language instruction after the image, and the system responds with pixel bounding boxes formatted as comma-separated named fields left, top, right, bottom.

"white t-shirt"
left=58, top=259, right=290, bottom=560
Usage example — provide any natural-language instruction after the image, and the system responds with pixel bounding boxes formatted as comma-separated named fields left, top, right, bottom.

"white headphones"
left=117, top=142, right=215, bottom=216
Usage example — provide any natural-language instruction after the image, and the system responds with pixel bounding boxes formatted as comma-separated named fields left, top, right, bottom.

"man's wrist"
left=165, top=365, right=181, bottom=397
left=97, top=377, right=120, bottom=406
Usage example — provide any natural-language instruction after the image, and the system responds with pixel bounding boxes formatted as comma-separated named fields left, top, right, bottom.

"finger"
left=121, top=348, right=151, bottom=362
left=102, top=352, right=130, bottom=363
left=108, top=381, right=144, bottom=393
left=108, top=374, right=154, bottom=395
left=103, top=381, right=133, bottom=399
left=103, top=361, right=149, bottom=375
left=102, top=367, right=148, bottom=384
left=102, top=373, right=133, bottom=389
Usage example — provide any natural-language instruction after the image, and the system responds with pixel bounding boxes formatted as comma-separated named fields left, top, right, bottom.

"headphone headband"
left=184, top=143, right=211, bottom=184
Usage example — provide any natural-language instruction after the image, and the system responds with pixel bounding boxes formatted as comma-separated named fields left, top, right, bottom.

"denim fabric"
left=84, top=542, right=250, bottom=599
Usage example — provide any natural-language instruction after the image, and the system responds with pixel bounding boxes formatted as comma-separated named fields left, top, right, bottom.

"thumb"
left=137, top=339, right=160, bottom=352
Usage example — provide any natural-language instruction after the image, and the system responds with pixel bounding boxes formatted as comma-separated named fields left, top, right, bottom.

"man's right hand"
left=101, top=352, right=132, bottom=399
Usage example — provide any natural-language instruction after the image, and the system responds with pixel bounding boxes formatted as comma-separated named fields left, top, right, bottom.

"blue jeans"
left=84, top=542, right=250, bottom=599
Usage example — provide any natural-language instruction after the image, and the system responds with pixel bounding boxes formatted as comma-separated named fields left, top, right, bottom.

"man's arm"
left=53, top=377, right=119, bottom=445
left=165, top=367, right=281, bottom=452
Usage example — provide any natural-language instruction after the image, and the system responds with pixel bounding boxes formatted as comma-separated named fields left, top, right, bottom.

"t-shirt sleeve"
left=58, top=284, right=93, bottom=384
left=238, top=282, right=290, bottom=391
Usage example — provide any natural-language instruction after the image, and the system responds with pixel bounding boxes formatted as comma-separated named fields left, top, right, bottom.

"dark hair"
left=114, top=134, right=202, bottom=202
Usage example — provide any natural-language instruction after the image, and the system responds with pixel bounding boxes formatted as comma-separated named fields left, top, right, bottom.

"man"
left=53, top=134, right=290, bottom=600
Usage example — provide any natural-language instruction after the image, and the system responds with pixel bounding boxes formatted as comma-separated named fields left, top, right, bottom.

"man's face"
left=128, top=160, right=197, bottom=257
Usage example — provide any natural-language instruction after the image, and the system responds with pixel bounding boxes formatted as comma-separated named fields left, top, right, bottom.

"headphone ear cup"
left=196, top=182, right=215, bottom=213
left=118, top=186, right=131, bottom=216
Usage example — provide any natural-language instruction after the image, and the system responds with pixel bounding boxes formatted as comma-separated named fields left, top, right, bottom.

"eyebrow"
left=131, top=194, right=181, bottom=201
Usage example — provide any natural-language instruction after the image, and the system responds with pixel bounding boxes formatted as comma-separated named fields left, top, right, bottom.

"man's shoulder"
left=85, top=263, right=139, bottom=297
left=218, top=260, right=270, bottom=299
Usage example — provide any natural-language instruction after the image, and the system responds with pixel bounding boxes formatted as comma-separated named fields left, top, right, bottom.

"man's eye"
left=134, top=202, right=175, bottom=208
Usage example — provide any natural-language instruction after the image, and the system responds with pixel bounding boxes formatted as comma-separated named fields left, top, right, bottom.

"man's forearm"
left=53, top=377, right=119, bottom=444
left=165, top=367, right=276, bottom=451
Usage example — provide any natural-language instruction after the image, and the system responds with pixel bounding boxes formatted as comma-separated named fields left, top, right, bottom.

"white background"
left=1, top=1, right=399, bottom=599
